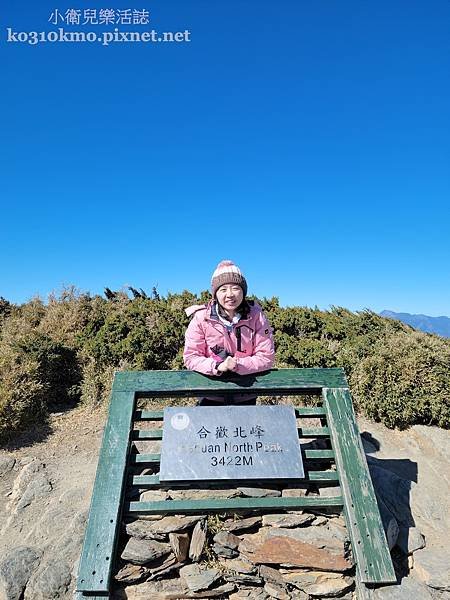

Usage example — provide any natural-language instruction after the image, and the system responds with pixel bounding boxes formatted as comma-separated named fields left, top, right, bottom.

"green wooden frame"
left=76, top=368, right=396, bottom=598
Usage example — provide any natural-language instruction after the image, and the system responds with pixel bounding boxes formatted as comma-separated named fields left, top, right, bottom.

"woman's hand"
left=217, top=357, right=238, bottom=372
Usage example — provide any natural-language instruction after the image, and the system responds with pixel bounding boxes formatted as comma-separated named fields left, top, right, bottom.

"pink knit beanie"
left=211, top=260, right=248, bottom=297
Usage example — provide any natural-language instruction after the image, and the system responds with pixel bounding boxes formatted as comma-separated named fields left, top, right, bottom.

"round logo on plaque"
left=170, top=412, right=190, bottom=430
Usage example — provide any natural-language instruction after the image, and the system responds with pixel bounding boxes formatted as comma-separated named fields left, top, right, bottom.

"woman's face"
left=216, top=284, right=244, bottom=314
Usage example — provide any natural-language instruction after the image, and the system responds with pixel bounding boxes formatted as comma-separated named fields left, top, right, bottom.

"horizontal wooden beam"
left=126, top=495, right=344, bottom=514
left=129, top=449, right=335, bottom=464
left=134, top=405, right=328, bottom=420
left=131, top=426, right=330, bottom=440
left=131, top=471, right=339, bottom=487
left=113, top=368, right=348, bottom=395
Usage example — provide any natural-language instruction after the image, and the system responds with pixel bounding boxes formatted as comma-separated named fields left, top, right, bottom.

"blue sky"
left=1, top=1, right=449, bottom=315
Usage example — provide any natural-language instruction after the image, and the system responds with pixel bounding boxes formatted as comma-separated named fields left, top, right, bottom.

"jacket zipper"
left=235, top=327, right=242, bottom=352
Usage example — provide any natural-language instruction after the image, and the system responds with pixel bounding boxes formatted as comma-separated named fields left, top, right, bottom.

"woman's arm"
left=235, top=311, right=275, bottom=375
left=183, top=316, right=222, bottom=376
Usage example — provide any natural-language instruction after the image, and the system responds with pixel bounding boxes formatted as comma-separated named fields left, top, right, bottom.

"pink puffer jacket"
left=183, top=301, right=275, bottom=376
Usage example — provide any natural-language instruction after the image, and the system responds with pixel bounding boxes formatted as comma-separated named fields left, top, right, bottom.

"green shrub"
left=0, top=288, right=449, bottom=440
left=350, top=330, right=450, bottom=429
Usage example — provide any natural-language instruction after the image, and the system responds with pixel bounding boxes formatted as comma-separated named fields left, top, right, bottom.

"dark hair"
left=217, top=298, right=252, bottom=320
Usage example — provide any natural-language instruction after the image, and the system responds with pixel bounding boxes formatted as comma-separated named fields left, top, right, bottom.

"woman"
left=183, top=260, right=275, bottom=404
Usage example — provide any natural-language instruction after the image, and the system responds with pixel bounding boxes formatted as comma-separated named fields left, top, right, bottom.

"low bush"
left=0, top=287, right=449, bottom=442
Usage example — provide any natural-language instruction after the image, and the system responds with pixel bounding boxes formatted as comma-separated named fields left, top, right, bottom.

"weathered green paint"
left=323, top=387, right=396, bottom=584
left=126, top=495, right=344, bottom=514
left=77, top=390, right=135, bottom=593
left=130, top=453, right=161, bottom=464
left=136, top=406, right=328, bottom=420
left=131, top=470, right=339, bottom=487
left=114, top=368, right=347, bottom=395
left=131, top=426, right=330, bottom=440
left=304, top=449, right=335, bottom=459
left=130, top=449, right=335, bottom=464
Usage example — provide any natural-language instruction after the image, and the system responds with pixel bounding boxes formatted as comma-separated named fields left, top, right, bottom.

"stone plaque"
left=159, top=405, right=304, bottom=482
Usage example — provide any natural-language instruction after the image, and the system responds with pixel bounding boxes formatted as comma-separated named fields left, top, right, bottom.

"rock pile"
left=113, top=505, right=355, bottom=599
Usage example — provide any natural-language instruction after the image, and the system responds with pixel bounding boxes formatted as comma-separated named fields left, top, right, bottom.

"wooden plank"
left=130, top=449, right=335, bottom=464
left=77, top=389, right=135, bottom=593
left=131, top=426, right=330, bottom=441
left=131, top=471, right=339, bottom=487
left=303, top=449, right=335, bottom=459
left=295, top=406, right=327, bottom=417
left=130, top=453, right=161, bottom=464
left=114, top=368, right=348, bottom=395
left=135, top=406, right=327, bottom=420
left=126, top=495, right=344, bottom=514
left=323, top=388, right=396, bottom=584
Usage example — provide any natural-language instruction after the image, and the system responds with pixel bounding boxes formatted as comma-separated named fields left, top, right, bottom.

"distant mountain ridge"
left=380, top=310, right=450, bottom=338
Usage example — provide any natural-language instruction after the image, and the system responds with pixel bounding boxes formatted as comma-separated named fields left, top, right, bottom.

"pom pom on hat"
left=211, top=260, right=247, bottom=297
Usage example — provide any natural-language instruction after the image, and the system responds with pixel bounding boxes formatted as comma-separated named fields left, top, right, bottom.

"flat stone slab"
left=282, top=570, right=354, bottom=596
left=126, top=515, right=203, bottom=540
left=237, top=487, right=281, bottom=498
left=179, top=563, right=221, bottom=592
left=169, top=532, right=190, bottom=562
left=160, top=406, right=304, bottom=481
left=223, top=516, right=262, bottom=533
left=248, top=536, right=352, bottom=572
left=189, top=520, right=207, bottom=562
left=262, top=513, right=315, bottom=528
left=213, top=531, right=240, bottom=550
left=121, top=538, right=171, bottom=565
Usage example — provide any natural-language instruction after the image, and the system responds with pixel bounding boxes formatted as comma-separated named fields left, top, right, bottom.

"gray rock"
left=413, top=549, right=450, bottom=591
left=146, top=554, right=181, bottom=580
left=168, top=488, right=241, bottom=500
left=126, top=520, right=167, bottom=541
left=189, top=519, right=207, bottom=562
left=213, top=530, right=240, bottom=549
left=281, top=487, right=308, bottom=498
left=263, top=582, right=290, bottom=599
left=127, top=515, right=203, bottom=538
left=224, top=516, right=262, bottom=533
left=179, top=563, right=221, bottom=592
left=168, top=532, right=190, bottom=562
left=0, top=456, right=15, bottom=477
left=372, top=575, right=434, bottom=599
left=139, top=490, right=169, bottom=502
left=264, top=521, right=347, bottom=556
left=259, top=565, right=286, bottom=586
left=220, top=558, right=256, bottom=575
left=114, top=564, right=150, bottom=584
left=23, top=559, right=71, bottom=600
left=224, top=573, right=263, bottom=585
left=237, top=487, right=281, bottom=498
left=262, top=513, right=314, bottom=528
left=319, top=486, right=343, bottom=498
left=0, top=546, right=42, bottom=600
left=212, top=543, right=239, bottom=558
left=282, top=570, right=353, bottom=597
left=229, top=588, right=270, bottom=600
left=396, top=526, right=426, bottom=555
left=16, top=474, right=52, bottom=511
left=121, top=538, right=171, bottom=565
